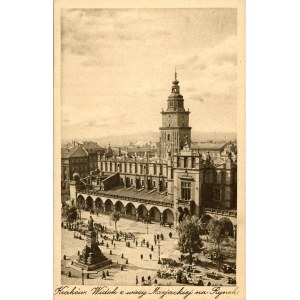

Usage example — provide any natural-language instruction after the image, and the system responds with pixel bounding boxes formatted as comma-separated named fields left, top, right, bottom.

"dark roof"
left=99, top=186, right=168, bottom=203
left=191, top=142, right=227, bottom=151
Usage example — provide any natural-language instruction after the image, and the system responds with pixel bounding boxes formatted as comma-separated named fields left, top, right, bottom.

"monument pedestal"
left=73, top=230, right=112, bottom=271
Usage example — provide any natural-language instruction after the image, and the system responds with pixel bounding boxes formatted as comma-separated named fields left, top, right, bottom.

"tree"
left=177, top=215, right=203, bottom=263
left=219, top=217, right=234, bottom=236
left=207, top=219, right=225, bottom=270
left=110, top=211, right=121, bottom=233
left=62, top=205, right=78, bottom=223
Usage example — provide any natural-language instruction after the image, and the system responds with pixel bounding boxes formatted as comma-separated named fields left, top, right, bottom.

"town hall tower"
left=159, top=71, right=192, bottom=158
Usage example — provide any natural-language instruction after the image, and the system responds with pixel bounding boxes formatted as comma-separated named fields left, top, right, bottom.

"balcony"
left=204, top=207, right=237, bottom=217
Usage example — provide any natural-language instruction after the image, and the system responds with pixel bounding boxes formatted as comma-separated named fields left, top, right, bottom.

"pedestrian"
left=141, top=276, right=144, bottom=283
left=106, top=243, right=109, bottom=248
left=136, top=240, right=138, bottom=247
left=111, top=239, right=113, bottom=245
left=136, top=276, right=138, bottom=284
left=141, top=254, right=143, bottom=260
left=114, top=243, right=116, bottom=249
left=207, top=281, right=211, bottom=286
left=106, top=270, right=109, bottom=276
left=149, top=253, right=152, bottom=260
left=151, top=245, right=154, bottom=251
left=102, top=271, right=106, bottom=279
left=169, top=232, right=172, bottom=238
left=155, top=239, right=157, bottom=245
left=146, top=241, right=149, bottom=248
left=148, top=275, right=151, bottom=281
left=154, top=279, right=157, bottom=284
left=141, top=241, right=143, bottom=247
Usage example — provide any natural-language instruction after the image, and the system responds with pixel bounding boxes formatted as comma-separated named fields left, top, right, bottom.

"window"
left=184, top=157, right=188, bottom=168
left=129, top=164, right=132, bottom=173
left=96, top=178, right=100, bottom=185
left=178, top=157, right=181, bottom=167
left=215, top=189, right=221, bottom=201
left=142, top=180, right=144, bottom=187
left=181, top=181, right=191, bottom=200
left=119, top=164, right=122, bottom=172
left=165, top=182, right=168, bottom=188
left=191, top=157, right=195, bottom=168
left=167, top=134, right=170, bottom=141
left=160, top=165, right=163, bottom=175
left=130, top=179, right=133, bottom=185
left=153, top=164, right=157, bottom=175
left=110, top=162, right=112, bottom=171
left=153, top=181, right=156, bottom=187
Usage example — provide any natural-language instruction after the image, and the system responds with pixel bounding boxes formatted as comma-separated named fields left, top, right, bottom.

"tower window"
left=215, top=189, right=221, bottom=201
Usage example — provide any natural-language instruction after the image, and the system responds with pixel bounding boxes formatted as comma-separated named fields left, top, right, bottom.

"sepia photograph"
left=54, top=0, right=245, bottom=297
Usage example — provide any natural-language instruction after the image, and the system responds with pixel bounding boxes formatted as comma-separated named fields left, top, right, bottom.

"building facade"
left=68, top=73, right=237, bottom=235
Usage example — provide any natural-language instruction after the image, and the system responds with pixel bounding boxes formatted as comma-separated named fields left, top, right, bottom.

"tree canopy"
left=177, top=215, right=203, bottom=255
left=62, top=205, right=78, bottom=223
left=110, top=211, right=121, bottom=233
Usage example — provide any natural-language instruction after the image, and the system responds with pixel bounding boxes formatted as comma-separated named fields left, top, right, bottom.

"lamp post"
left=146, top=212, right=149, bottom=234
left=158, top=240, right=161, bottom=264
left=81, top=268, right=84, bottom=285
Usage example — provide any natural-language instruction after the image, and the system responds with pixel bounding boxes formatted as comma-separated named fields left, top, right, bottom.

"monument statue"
left=88, top=216, right=94, bottom=231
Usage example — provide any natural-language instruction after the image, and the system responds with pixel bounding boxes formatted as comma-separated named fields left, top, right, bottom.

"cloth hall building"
left=69, top=73, right=237, bottom=235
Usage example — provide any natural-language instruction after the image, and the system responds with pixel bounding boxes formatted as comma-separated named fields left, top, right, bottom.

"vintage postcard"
left=54, top=0, right=246, bottom=299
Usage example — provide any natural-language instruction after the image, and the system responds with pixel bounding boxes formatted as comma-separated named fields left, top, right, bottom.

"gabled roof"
left=61, top=146, right=88, bottom=159
left=191, top=142, right=228, bottom=151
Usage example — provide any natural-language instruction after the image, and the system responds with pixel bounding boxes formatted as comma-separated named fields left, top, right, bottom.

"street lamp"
left=158, top=240, right=161, bottom=264
left=81, top=268, right=85, bottom=285
left=146, top=212, right=149, bottom=234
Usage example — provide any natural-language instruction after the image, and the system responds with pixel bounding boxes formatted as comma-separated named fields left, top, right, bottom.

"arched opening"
left=95, top=198, right=103, bottom=212
left=149, top=207, right=161, bottom=222
left=125, top=203, right=136, bottom=218
left=115, top=201, right=125, bottom=214
left=201, top=214, right=213, bottom=226
left=86, top=196, right=94, bottom=211
left=219, top=217, right=234, bottom=236
left=163, top=209, right=174, bottom=225
left=137, top=204, right=148, bottom=219
left=76, top=195, right=85, bottom=209
left=104, top=199, right=113, bottom=213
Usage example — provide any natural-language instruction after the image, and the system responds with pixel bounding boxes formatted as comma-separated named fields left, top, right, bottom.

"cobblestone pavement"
left=61, top=211, right=234, bottom=286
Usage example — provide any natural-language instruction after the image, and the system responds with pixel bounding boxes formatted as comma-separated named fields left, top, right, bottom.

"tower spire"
left=175, top=67, right=177, bottom=81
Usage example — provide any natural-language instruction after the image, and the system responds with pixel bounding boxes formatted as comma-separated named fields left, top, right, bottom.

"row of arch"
left=76, top=195, right=174, bottom=224
left=201, top=214, right=236, bottom=237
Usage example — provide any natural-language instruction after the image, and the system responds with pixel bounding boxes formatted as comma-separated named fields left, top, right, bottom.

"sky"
left=61, top=8, right=237, bottom=140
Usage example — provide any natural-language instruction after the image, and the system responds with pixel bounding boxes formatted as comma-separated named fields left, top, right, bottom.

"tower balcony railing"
left=204, top=207, right=237, bottom=217
left=79, top=189, right=174, bottom=208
